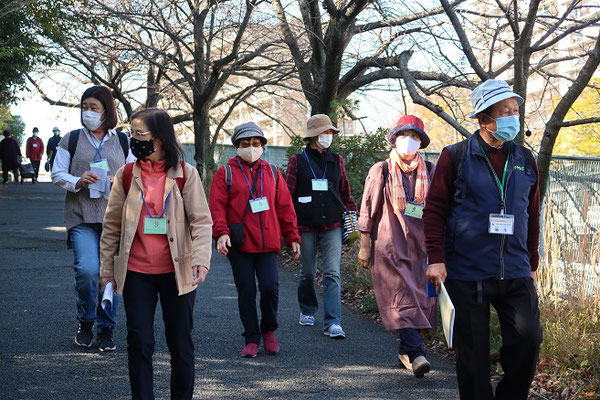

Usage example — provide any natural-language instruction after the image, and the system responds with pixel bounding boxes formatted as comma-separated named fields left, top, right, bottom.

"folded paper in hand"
left=101, top=282, right=114, bottom=311
left=439, top=281, right=455, bottom=348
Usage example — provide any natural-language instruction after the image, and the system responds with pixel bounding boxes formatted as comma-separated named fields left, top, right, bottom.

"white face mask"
left=395, top=136, right=421, bottom=156
left=32, top=132, right=38, bottom=137
left=317, top=133, right=333, bottom=149
left=237, top=146, right=263, bottom=163
left=82, top=110, right=104, bottom=131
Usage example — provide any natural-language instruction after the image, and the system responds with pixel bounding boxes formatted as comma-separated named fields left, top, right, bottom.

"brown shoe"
left=411, top=356, right=431, bottom=378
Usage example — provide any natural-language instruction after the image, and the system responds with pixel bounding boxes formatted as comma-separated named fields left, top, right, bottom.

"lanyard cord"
left=141, top=192, right=170, bottom=218
left=303, top=149, right=328, bottom=179
left=236, top=157, right=263, bottom=199
left=92, top=132, right=107, bottom=162
left=478, top=142, right=511, bottom=211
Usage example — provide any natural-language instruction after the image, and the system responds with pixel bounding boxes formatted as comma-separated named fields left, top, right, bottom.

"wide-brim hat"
left=469, top=79, right=524, bottom=118
left=386, top=115, right=430, bottom=149
left=304, top=114, right=340, bottom=138
left=231, top=121, right=267, bottom=145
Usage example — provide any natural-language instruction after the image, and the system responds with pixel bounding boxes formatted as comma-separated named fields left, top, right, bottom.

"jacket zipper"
left=481, top=154, right=514, bottom=280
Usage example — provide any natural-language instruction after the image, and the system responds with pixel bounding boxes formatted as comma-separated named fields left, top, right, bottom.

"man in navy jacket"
left=423, top=79, right=542, bottom=400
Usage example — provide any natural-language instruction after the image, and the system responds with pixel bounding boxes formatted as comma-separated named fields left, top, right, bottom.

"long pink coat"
left=357, top=160, right=436, bottom=331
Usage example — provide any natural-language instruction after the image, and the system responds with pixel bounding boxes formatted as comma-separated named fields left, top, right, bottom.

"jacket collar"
left=304, top=145, right=336, bottom=163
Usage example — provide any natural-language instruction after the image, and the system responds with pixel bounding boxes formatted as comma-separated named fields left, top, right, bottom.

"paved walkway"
left=0, top=182, right=459, bottom=399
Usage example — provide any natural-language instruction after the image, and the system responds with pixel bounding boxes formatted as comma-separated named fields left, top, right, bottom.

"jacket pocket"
left=178, top=256, right=195, bottom=286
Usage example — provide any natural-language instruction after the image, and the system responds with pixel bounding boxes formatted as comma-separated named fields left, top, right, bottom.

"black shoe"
left=97, top=328, right=116, bottom=352
left=75, top=321, right=94, bottom=348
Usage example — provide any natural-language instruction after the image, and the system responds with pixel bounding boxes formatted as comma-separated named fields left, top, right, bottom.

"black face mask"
left=130, top=137, right=156, bottom=160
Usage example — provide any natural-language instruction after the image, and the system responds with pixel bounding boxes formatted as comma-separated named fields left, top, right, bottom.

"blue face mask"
left=490, top=115, right=520, bottom=142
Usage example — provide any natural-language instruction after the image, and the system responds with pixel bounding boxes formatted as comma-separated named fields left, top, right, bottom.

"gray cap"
left=52, top=127, right=60, bottom=132
left=231, top=122, right=267, bottom=145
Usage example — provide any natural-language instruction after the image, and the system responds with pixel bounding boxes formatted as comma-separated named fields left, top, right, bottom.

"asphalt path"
left=0, top=182, right=459, bottom=399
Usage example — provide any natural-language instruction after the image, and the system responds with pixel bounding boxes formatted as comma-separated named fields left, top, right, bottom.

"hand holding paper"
left=101, top=282, right=114, bottom=311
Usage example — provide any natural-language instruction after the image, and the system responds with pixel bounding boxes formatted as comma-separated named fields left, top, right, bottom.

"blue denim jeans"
left=298, top=227, right=342, bottom=329
left=70, top=223, right=119, bottom=331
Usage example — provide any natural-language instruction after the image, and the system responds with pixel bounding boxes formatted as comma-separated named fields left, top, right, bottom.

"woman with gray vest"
left=52, top=86, right=135, bottom=351
left=284, top=114, right=357, bottom=339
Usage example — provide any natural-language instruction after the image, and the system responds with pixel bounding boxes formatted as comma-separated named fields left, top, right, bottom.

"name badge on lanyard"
left=489, top=213, right=514, bottom=235
left=237, top=157, right=269, bottom=213
left=402, top=174, right=423, bottom=219
left=250, top=197, right=270, bottom=213
left=405, top=202, right=424, bottom=219
left=144, top=217, right=168, bottom=234
left=90, top=133, right=109, bottom=170
left=142, top=192, right=170, bottom=235
left=312, top=179, right=328, bottom=191
left=303, top=150, right=329, bottom=192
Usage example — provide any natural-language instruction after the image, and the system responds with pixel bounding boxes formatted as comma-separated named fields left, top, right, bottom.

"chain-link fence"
left=538, top=155, right=600, bottom=302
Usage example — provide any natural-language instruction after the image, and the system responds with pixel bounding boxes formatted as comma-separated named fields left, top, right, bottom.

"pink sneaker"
left=240, top=343, right=259, bottom=358
left=262, top=331, right=280, bottom=354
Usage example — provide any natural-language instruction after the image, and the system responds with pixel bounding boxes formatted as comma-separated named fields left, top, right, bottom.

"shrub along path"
left=0, top=182, right=459, bottom=399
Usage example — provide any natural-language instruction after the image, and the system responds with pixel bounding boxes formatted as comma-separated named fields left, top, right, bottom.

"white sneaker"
left=324, top=324, right=346, bottom=339
left=299, top=313, right=315, bottom=326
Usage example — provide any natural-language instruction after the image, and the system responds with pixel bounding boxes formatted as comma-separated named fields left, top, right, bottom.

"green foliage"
left=0, top=1, right=90, bottom=105
left=284, top=128, right=389, bottom=207
left=0, top=107, right=25, bottom=145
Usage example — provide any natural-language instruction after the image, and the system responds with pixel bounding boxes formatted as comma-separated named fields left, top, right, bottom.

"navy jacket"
left=444, top=134, right=537, bottom=280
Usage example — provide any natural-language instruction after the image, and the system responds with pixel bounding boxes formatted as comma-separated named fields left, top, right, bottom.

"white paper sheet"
left=101, top=282, right=114, bottom=311
left=439, top=281, right=455, bottom=348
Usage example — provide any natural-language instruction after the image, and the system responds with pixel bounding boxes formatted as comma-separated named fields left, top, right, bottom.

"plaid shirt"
left=285, top=151, right=357, bottom=232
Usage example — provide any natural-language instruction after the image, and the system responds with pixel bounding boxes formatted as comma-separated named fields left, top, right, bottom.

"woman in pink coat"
left=357, top=115, right=436, bottom=379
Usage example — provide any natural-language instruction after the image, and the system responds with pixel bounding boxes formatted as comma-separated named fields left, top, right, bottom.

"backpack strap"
left=175, top=160, right=186, bottom=193
left=123, top=160, right=186, bottom=196
left=224, top=164, right=233, bottom=196
left=116, top=130, right=129, bottom=160
left=270, top=164, right=279, bottom=195
left=67, top=129, right=81, bottom=174
left=448, top=139, right=468, bottom=178
left=381, top=159, right=389, bottom=185
left=122, top=162, right=135, bottom=195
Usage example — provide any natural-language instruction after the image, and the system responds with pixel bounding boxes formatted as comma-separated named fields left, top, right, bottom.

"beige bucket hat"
left=304, top=114, right=340, bottom=138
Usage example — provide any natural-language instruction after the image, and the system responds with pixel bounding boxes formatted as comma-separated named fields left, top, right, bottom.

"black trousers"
left=123, top=271, right=196, bottom=400
left=227, top=251, right=279, bottom=344
left=2, top=165, right=18, bottom=183
left=445, top=278, right=542, bottom=400
left=31, top=160, right=40, bottom=179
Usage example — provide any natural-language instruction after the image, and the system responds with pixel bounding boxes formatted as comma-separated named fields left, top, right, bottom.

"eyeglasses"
left=130, top=130, right=152, bottom=139
left=238, top=141, right=263, bottom=148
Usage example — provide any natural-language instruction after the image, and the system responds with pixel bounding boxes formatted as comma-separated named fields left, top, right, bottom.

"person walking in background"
left=284, top=114, right=356, bottom=339
left=47, top=127, right=62, bottom=171
left=424, top=79, right=542, bottom=399
left=0, top=130, right=21, bottom=184
left=26, top=127, right=44, bottom=182
left=357, top=115, right=436, bottom=378
left=209, top=122, right=301, bottom=358
left=52, top=85, right=135, bottom=352
left=100, top=108, right=212, bottom=400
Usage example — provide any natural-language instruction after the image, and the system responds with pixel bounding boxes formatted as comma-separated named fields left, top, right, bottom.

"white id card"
left=312, top=179, right=328, bottom=191
left=489, top=214, right=514, bottom=235
left=90, top=159, right=110, bottom=171
left=250, top=197, right=270, bottom=213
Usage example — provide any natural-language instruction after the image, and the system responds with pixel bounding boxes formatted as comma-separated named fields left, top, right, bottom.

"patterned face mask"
left=130, top=137, right=156, bottom=159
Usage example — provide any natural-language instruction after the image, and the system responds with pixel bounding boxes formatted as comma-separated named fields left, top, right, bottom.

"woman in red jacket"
left=209, top=121, right=300, bottom=358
